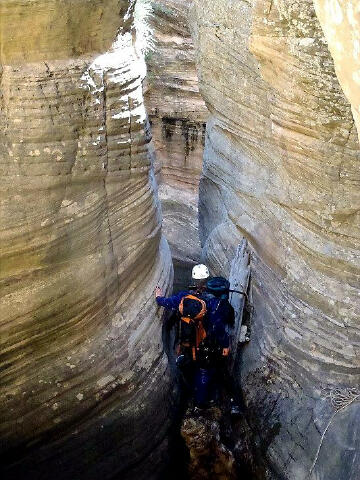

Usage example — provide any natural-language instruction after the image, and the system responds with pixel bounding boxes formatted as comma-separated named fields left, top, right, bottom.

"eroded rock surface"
left=144, top=0, right=208, bottom=289
left=0, top=2, right=173, bottom=479
left=189, top=1, right=360, bottom=478
left=313, top=0, right=360, bottom=141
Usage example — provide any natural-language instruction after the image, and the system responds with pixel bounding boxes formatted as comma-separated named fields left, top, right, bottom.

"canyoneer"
left=155, top=263, right=210, bottom=373
left=198, top=276, right=240, bottom=413
left=155, top=265, right=238, bottom=410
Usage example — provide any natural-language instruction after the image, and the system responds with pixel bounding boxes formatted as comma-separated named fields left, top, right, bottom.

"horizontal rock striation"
left=0, top=2, right=172, bottom=479
left=313, top=0, right=360, bottom=142
left=190, top=0, right=360, bottom=478
left=145, top=0, right=208, bottom=189
left=144, top=0, right=208, bottom=289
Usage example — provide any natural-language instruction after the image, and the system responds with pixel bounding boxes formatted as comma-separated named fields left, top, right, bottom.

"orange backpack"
left=178, top=295, right=207, bottom=360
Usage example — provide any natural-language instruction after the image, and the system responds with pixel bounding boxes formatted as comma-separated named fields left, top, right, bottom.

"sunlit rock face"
left=0, top=1, right=173, bottom=479
left=190, top=0, right=360, bottom=478
left=313, top=0, right=360, bottom=142
left=144, top=0, right=208, bottom=289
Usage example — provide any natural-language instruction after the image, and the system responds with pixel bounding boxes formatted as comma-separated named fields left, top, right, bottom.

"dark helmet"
left=206, top=276, right=230, bottom=298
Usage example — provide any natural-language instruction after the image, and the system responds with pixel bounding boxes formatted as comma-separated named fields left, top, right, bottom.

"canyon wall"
left=144, top=0, right=208, bottom=289
left=313, top=0, right=360, bottom=142
left=189, top=1, right=360, bottom=479
left=0, top=1, right=173, bottom=479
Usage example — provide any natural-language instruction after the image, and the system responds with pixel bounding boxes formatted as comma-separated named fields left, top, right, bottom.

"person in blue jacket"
left=156, top=268, right=236, bottom=408
left=155, top=267, right=235, bottom=362
left=155, top=264, right=211, bottom=396
left=204, top=291, right=234, bottom=355
left=197, top=277, right=239, bottom=412
left=155, top=263, right=210, bottom=309
left=155, top=263, right=210, bottom=360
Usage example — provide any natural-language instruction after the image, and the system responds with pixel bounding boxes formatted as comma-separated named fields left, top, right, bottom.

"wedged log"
left=0, top=2, right=173, bottom=479
left=228, top=239, right=251, bottom=366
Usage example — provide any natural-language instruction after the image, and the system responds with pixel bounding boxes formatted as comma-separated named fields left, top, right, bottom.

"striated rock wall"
left=0, top=1, right=173, bottom=479
left=313, top=0, right=360, bottom=142
left=190, top=1, right=360, bottom=478
left=144, top=0, right=208, bottom=289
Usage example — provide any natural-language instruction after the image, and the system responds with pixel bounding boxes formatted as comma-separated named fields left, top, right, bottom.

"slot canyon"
left=0, top=1, right=359, bottom=480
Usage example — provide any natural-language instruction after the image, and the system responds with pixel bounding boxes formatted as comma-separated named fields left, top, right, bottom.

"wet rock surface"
left=181, top=407, right=237, bottom=480
left=0, top=2, right=173, bottom=479
left=189, top=1, right=360, bottom=478
left=180, top=398, right=267, bottom=480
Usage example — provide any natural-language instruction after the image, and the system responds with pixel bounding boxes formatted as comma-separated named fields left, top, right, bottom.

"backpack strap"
left=195, top=319, right=207, bottom=350
left=181, top=316, right=192, bottom=325
left=177, top=295, right=208, bottom=361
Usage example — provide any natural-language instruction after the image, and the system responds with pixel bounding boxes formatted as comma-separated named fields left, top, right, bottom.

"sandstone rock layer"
left=144, top=0, right=208, bottom=289
left=314, top=0, right=360, bottom=141
left=0, top=2, right=172, bottom=479
left=190, top=1, right=360, bottom=478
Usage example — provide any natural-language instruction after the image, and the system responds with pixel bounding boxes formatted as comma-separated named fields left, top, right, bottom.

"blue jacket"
left=204, top=297, right=234, bottom=348
left=156, top=291, right=190, bottom=310
left=156, top=291, right=234, bottom=348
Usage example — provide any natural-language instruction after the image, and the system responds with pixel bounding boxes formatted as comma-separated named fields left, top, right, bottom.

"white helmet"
left=192, top=264, right=210, bottom=280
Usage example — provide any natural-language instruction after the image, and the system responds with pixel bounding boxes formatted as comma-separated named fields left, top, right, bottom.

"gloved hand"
left=155, top=286, right=163, bottom=298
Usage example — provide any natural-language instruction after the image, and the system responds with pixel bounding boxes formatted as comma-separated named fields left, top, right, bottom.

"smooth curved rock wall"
left=313, top=0, right=360, bottom=142
left=144, top=0, right=208, bottom=289
left=190, top=1, right=360, bottom=479
left=0, top=2, right=173, bottom=479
